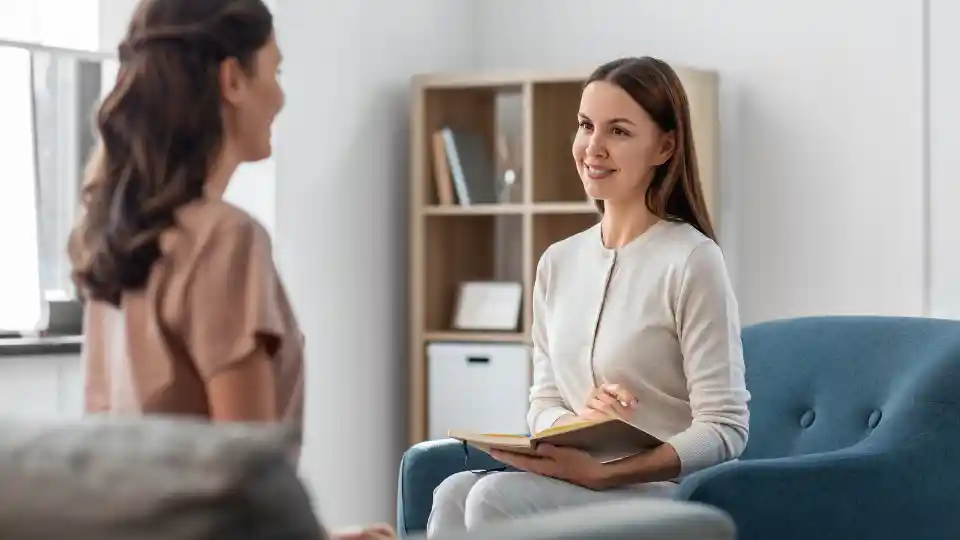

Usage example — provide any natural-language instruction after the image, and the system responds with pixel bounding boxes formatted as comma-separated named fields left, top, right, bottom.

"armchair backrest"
left=739, top=316, right=960, bottom=460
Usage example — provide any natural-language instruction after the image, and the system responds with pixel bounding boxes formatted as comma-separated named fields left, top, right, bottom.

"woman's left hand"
left=489, top=444, right=610, bottom=490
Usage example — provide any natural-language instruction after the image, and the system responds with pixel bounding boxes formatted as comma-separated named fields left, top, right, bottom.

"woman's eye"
left=612, top=127, right=629, bottom=136
left=578, top=120, right=593, bottom=131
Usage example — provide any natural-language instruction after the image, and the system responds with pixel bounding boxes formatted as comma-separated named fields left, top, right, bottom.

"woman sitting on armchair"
left=426, top=56, right=751, bottom=537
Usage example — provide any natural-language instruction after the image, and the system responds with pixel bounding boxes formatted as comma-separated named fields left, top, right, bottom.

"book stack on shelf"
left=408, top=68, right=719, bottom=444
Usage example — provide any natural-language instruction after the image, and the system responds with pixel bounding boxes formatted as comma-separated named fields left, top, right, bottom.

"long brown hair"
left=67, top=0, right=273, bottom=306
left=586, top=57, right=716, bottom=241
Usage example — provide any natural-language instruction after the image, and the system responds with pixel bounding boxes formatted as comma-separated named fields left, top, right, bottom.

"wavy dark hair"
left=67, top=0, right=273, bottom=306
left=586, top=56, right=716, bottom=242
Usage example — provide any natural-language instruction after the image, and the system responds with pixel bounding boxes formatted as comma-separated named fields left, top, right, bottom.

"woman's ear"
left=219, top=57, right=248, bottom=106
left=653, top=130, right=676, bottom=166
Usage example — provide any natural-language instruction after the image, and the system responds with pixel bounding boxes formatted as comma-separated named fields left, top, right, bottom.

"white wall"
left=270, top=0, right=475, bottom=528
left=0, top=354, right=83, bottom=419
left=0, top=0, right=100, bottom=50
left=929, top=0, right=960, bottom=319
left=475, top=0, right=928, bottom=325
left=96, top=0, right=130, bottom=52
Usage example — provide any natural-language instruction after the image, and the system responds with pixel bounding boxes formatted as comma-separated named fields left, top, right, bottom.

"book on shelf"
left=430, top=130, right=456, bottom=205
left=448, top=416, right=663, bottom=462
left=431, top=126, right=499, bottom=206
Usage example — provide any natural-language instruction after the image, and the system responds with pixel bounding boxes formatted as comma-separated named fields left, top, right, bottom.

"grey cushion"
left=0, top=416, right=323, bottom=540
left=410, top=499, right=736, bottom=540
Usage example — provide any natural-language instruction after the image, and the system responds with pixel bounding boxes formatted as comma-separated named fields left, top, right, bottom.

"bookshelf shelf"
left=422, top=203, right=527, bottom=216
left=421, top=202, right=601, bottom=216
left=408, top=67, right=720, bottom=444
left=530, top=202, right=598, bottom=215
left=422, top=331, right=529, bottom=344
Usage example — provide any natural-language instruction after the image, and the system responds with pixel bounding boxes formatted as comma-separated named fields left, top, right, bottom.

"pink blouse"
left=81, top=196, right=304, bottom=439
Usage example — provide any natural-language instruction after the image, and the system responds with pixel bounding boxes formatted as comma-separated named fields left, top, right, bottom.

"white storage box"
left=427, top=341, right=530, bottom=440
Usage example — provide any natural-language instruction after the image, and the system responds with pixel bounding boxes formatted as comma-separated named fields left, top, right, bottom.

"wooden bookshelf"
left=407, top=68, right=719, bottom=444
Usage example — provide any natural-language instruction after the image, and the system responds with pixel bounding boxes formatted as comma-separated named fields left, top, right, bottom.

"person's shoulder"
left=162, top=197, right=273, bottom=268
left=652, top=221, right=728, bottom=279
left=176, top=196, right=271, bottom=247
left=652, top=220, right=720, bottom=260
left=538, top=222, right=600, bottom=268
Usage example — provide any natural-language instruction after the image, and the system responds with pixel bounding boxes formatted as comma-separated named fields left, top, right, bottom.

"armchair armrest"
left=397, top=439, right=505, bottom=535
left=675, top=447, right=954, bottom=540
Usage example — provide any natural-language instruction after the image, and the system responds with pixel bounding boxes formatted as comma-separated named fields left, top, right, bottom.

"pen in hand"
left=584, top=383, right=638, bottom=419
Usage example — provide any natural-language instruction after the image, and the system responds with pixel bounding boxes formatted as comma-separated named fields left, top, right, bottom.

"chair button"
left=799, top=410, right=816, bottom=428
left=867, top=410, right=882, bottom=429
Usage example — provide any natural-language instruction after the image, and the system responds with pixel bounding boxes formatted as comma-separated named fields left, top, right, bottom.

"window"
left=0, top=0, right=100, bottom=51
left=32, top=52, right=116, bottom=300
left=0, top=46, right=43, bottom=332
left=0, top=0, right=103, bottom=333
left=0, top=46, right=115, bottom=333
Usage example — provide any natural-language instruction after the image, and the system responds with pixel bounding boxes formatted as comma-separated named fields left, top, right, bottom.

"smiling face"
left=220, top=32, right=285, bottom=163
left=572, top=80, right=675, bottom=205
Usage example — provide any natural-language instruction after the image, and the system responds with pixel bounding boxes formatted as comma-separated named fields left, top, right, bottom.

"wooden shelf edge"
left=422, top=331, right=529, bottom=344
left=409, top=64, right=716, bottom=90
left=419, top=202, right=598, bottom=216
left=530, top=202, right=598, bottom=215
left=411, top=70, right=589, bottom=89
left=422, top=204, right=527, bottom=216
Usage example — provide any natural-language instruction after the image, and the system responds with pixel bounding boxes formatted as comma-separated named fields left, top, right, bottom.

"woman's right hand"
left=582, top=383, right=638, bottom=421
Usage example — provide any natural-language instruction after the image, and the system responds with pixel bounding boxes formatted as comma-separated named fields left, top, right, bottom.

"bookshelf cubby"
left=530, top=80, right=585, bottom=203
left=422, top=214, right=524, bottom=335
left=408, top=68, right=719, bottom=444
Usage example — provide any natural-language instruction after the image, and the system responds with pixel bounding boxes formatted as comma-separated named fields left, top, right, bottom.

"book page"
left=532, top=419, right=602, bottom=438
left=447, top=430, right=531, bottom=449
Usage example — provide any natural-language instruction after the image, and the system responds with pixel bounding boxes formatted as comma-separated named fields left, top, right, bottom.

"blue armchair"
left=397, top=316, right=960, bottom=539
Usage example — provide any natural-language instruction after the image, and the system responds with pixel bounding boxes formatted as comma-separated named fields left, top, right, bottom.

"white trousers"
left=425, top=470, right=678, bottom=537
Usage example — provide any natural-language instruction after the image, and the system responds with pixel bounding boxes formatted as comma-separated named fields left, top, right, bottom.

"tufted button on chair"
left=397, top=316, right=960, bottom=539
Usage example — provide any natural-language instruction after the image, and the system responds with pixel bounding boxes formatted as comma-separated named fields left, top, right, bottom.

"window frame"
left=0, top=38, right=116, bottom=333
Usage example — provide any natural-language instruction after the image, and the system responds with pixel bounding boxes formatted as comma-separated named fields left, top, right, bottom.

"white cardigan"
left=527, top=219, right=751, bottom=476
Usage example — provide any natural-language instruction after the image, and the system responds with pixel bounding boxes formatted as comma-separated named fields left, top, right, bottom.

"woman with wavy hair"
left=68, top=1, right=391, bottom=538
left=70, top=0, right=295, bottom=437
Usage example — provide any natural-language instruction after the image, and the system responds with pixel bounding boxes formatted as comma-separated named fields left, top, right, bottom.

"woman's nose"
left=586, top=134, right=607, bottom=157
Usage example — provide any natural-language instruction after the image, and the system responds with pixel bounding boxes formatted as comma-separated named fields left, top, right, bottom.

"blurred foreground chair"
left=0, top=416, right=321, bottom=539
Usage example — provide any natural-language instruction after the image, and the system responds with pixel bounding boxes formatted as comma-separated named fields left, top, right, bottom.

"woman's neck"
left=600, top=197, right=660, bottom=249
left=205, top=147, right=241, bottom=199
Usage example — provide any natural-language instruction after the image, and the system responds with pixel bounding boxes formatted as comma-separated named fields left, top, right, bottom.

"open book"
left=448, top=417, right=663, bottom=462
